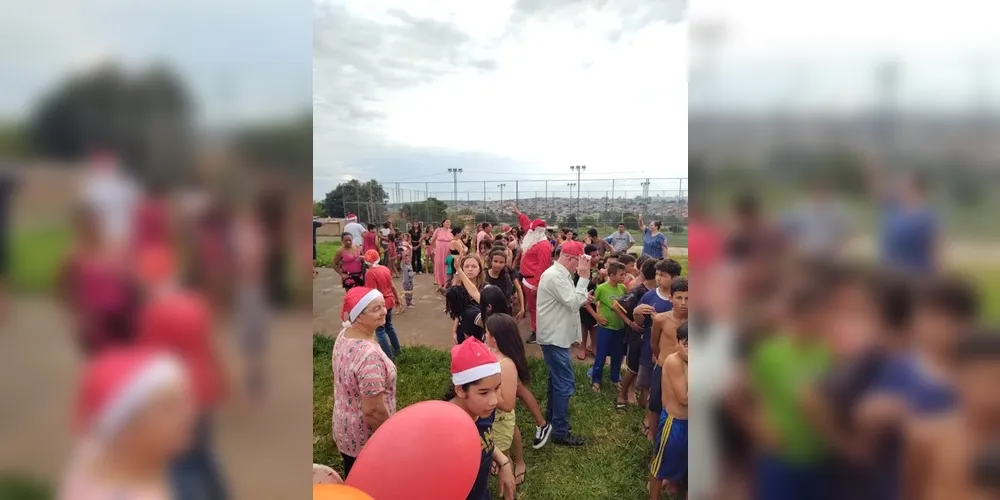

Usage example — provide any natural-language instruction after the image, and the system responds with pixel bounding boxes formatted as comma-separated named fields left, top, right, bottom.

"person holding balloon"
left=332, top=286, right=398, bottom=478
left=446, top=337, right=516, bottom=500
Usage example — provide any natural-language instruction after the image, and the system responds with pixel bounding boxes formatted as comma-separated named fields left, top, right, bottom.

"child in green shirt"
left=589, top=261, right=632, bottom=392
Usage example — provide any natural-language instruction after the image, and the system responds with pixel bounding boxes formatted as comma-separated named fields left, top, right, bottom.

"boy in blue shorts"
left=650, top=320, right=688, bottom=500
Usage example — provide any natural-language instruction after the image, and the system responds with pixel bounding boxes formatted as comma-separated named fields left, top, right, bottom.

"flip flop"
left=615, top=400, right=628, bottom=410
left=576, top=351, right=587, bottom=361
left=514, top=463, right=526, bottom=485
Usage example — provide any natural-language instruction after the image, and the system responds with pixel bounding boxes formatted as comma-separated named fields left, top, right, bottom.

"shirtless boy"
left=902, top=332, right=1000, bottom=500
left=647, top=278, right=689, bottom=441
left=650, top=321, right=689, bottom=500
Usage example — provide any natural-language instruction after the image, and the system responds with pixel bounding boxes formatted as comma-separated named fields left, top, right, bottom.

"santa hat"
left=75, top=348, right=187, bottom=441
left=363, top=249, right=381, bottom=265
left=529, top=219, right=546, bottom=230
left=450, top=337, right=501, bottom=386
left=341, top=286, right=383, bottom=328
left=346, top=213, right=358, bottom=221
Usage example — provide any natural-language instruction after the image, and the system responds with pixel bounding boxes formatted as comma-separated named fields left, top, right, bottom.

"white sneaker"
left=533, top=422, right=552, bottom=449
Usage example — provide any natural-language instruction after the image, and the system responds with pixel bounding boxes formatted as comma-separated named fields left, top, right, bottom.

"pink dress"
left=332, top=330, right=397, bottom=458
left=433, top=229, right=453, bottom=287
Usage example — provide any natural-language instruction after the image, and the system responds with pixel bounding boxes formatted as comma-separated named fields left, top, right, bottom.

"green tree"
left=400, top=197, right=448, bottom=223
left=580, top=215, right=598, bottom=227
left=322, top=179, right=388, bottom=222
left=564, top=214, right=578, bottom=227
left=234, top=111, right=311, bottom=177
left=29, top=62, right=194, bottom=181
left=313, top=201, right=326, bottom=217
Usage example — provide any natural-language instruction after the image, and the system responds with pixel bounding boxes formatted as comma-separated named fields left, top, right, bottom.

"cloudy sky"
left=691, top=0, right=1000, bottom=112
left=0, top=0, right=311, bottom=126
left=314, top=0, right=688, bottom=202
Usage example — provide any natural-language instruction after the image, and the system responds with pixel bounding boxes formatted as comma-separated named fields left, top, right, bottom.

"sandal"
left=514, top=462, right=526, bottom=485
left=592, top=383, right=600, bottom=393
left=640, top=421, right=650, bottom=436
left=615, top=400, right=628, bottom=410
left=576, top=350, right=587, bottom=361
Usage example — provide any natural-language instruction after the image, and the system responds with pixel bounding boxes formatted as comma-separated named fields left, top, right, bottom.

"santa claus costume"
left=516, top=215, right=553, bottom=342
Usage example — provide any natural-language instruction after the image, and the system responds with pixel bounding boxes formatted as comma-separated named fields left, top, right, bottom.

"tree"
left=313, top=201, right=326, bottom=217
left=234, top=111, right=311, bottom=178
left=29, top=61, right=194, bottom=181
left=580, top=216, right=598, bottom=227
left=322, top=179, right=388, bottom=222
left=564, top=214, right=578, bottom=227
left=400, top=197, right=448, bottom=223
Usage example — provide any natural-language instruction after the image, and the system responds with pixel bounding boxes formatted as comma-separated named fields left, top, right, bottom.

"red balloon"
left=346, top=400, right=481, bottom=500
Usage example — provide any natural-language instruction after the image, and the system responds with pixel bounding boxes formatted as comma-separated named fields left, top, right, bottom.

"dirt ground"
left=0, top=298, right=314, bottom=499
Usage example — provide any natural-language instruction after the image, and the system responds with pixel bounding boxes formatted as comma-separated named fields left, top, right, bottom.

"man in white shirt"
left=343, top=213, right=366, bottom=244
left=605, top=223, right=635, bottom=253
left=536, top=240, right=592, bottom=446
left=81, top=150, right=138, bottom=250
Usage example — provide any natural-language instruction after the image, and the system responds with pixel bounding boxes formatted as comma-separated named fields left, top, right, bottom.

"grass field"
left=312, top=337, right=658, bottom=499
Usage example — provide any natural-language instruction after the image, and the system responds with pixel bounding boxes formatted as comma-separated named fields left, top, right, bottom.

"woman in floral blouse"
left=332, top=286, right=398, bottom=478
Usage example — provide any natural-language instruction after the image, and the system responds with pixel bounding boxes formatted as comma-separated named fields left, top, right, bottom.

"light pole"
left=448, top=168, right=463, bottom=208
left=497, top=183, right=506, bottom=205
left=570, top=165, right=586, bottom=213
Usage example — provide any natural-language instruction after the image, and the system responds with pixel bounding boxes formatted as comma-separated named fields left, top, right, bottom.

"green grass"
left=315, top=241, right=342, bottom=268
left=0, top=474, right=53, bottom=500
left=10, top=225, right=71, bottom=293
left=313, top=336, right=655, bottom=499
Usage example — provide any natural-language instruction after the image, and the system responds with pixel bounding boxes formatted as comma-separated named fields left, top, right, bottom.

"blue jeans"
left=376, top=307, right=401, bottom=358
left=541, top=344, right=575, bottom=438
left=591, top=326, right=626, bottom=384
left=172, top=413, right=228, bottom=500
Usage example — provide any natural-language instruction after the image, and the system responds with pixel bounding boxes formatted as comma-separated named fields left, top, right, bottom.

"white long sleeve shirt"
left=536, top=262, right=591, bottom=348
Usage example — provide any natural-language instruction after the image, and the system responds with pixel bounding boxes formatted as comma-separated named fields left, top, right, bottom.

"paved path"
left=0, top=298, right=314, bottom=499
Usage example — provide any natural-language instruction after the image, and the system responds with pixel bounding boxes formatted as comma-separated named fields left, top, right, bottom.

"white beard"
left=521, top=228, right=547, bottom=252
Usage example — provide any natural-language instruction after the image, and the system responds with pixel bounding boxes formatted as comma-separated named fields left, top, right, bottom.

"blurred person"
left=484, top=314, right=531, bottom=487
left=134, top=246, right=229, bottom=499
left=58, top=203, right=140, bottom=356
left=512, top=204, right=552, bottom=344
left=401, top=232, right=415, bottom=309
left=686, top=196, right=723, bottom=273
left=233, top=198, right=269, bottom=400
left=869, top=167, right=940, bottom=274
left=781, top=177, right=852, bottom=259
left=193, top=200, right=232, bottom=308
left=587, top=261, right=630, bottom=394
left=343, top=213, right=365, bottom=244
left=0, top=169, right=15, bottom=320
left=312, top=218, right=324, bottom=276
left=903, top=332, right=1000, bottom=500
left=256, top=184, right=290, bottom=308
left=745, top=284, right=834, bottom=500
left=616, top=258, right=659, bottom=408
left=362, top=249, right=402, bottom=359
left=638, top=213, right=668, bottom=259
left=648, top=278, right=689, bottom=445
left=535, top=240, right=591, bottom=447
left=634, top=259, right=681, bottom=439
left=60, top=348, right=196, bottom=499
left=409, top=221, right=423, bottom=274
left=854, top=274, right=978, bottom=499
left=444, top=337, right=516, bottom=500
left=80, top=149, right=139, bottom=253
left=131, top=178, right=173, bottom=263
left=432, top=220, right=454, bottom=289
left=605, top=223, right=635, bottom=254
left=649, top=321, right=688, bottom=500
left=332, top=232, right=365, bottom=290
left=332, top=287, right=396, bottom=478
left=973, top=442, right=1000, bottom=500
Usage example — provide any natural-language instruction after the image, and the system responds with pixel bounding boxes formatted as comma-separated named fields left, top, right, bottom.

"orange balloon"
left=313, top=483, right=373, bottom=500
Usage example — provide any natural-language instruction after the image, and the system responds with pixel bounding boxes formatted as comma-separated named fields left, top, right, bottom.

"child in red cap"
left=445, top=337, right=516, bottom=500
left=61, top=347, right=196, bottom=500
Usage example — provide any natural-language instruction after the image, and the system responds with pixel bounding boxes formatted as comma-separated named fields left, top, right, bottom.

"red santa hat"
left=346, top=213, right=358, bottom=221
left=363, top=249, right=381, bottom=265
left=450, top=337, right=501, bottom=386
left=341, top=286, right=384, bottom=327
left=529, top=218, right=546, bottom=230
left=75, top=347, right=188, bottom=441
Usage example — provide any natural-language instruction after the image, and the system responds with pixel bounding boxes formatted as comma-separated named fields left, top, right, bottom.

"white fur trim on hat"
left=452, top=362, right=502, bottom=386
left=94, top=355, right=186, bottom=441
left=349, top=289, right=383, bottom=323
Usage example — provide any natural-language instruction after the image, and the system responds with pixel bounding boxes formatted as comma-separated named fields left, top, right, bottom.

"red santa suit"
left=517, top=213, right=553, bottom=332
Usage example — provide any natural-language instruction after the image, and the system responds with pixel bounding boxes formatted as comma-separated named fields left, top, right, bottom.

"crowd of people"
left=51, top=150, right=307, bottom=499
left=327, top=204, right=690, bottom=499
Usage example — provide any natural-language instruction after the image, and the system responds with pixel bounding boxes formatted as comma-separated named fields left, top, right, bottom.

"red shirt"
left=136, top=290, right=223, bottom=409
left=364, top=265, right=396, bottom=310
left=362, top=231, right=378, bottom=254
left=687, top=220, right=722, bottom=271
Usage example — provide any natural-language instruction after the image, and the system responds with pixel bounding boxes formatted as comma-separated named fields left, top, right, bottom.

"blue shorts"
left=650, top=410, right=687, bottom=482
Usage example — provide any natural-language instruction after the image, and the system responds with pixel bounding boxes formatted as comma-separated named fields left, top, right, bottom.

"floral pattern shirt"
left=332, top=332, right=397, bottom=457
